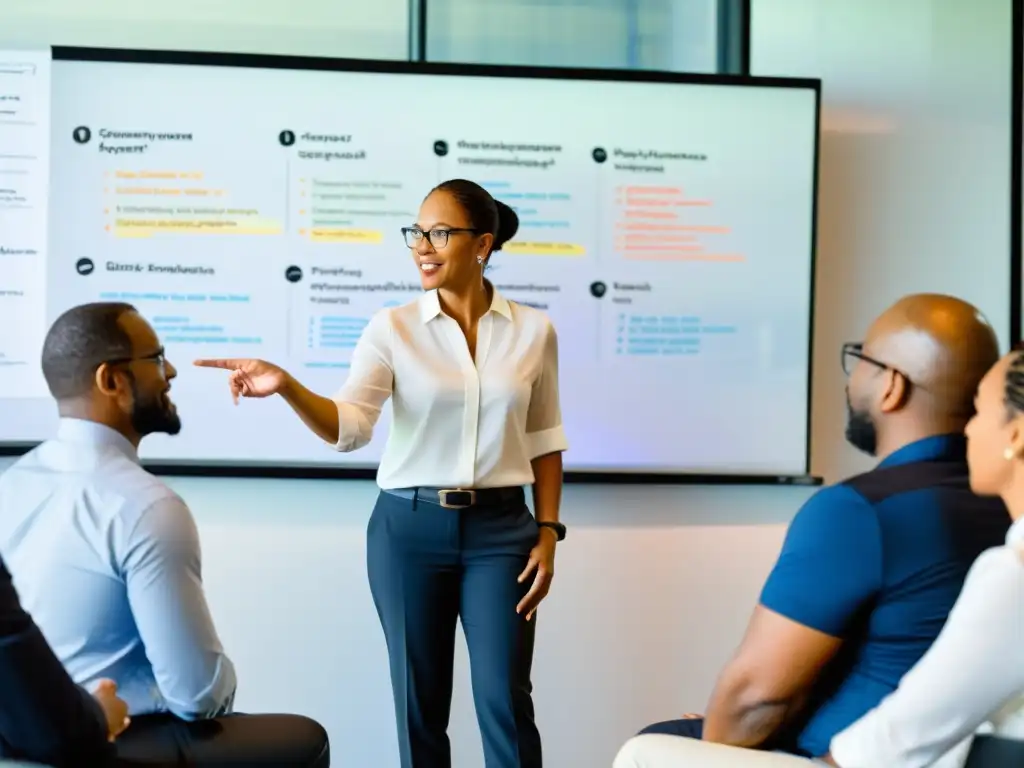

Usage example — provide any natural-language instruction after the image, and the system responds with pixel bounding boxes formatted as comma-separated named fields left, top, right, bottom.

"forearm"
left=530, top=451, right=563, bottom=524
left=281, top=373, right=341, bottom=444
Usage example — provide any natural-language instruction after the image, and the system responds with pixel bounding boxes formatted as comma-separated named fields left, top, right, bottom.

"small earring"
left=1004, top=448, right=1016, bottom=461
left=476, top=256, right=485, bottom=265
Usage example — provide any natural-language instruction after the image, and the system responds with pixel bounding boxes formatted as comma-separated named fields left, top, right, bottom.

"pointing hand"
left=193, top=358, right=289, bottom=403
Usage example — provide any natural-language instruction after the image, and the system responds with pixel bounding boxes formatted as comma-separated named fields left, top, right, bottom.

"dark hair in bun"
left=431, top=178, right=519, bottom=258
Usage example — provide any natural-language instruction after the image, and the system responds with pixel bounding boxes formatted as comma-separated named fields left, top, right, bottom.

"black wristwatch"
left=537, top=521, right=566, bottom=541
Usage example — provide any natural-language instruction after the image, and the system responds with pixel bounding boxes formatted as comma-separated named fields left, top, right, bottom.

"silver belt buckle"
left=437, top=489, right=475, bottom=509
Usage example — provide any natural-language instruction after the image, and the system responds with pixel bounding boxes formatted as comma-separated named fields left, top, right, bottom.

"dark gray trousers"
left=367, top=489, right=541, bottom=768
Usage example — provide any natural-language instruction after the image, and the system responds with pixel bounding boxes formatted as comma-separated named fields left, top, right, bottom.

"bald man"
left=625, top=294, right=1012, bottom=763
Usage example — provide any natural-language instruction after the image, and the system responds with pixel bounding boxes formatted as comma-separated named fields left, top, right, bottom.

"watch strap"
left=537, top=521, right=566, bottom=541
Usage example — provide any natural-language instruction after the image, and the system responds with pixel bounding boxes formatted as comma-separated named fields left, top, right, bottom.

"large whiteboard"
left=0, top=49, right=820, bottom=479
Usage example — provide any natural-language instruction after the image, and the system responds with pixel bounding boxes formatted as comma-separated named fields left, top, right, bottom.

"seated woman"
left=614, top=349, right=1024, bottom=768
left=825, top=348, right=1024, bottom=767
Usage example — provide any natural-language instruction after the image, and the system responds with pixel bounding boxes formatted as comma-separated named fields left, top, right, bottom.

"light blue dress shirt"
left=0, top=418, right=236, bottom=720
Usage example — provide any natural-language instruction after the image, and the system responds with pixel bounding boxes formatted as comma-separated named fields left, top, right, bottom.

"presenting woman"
left=195, top=178, right=568, bottom=768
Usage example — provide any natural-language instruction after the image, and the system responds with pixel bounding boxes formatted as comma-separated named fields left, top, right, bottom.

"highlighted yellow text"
left=502, top=242, right=585, bottom=256
left=306, top=228, right=384, bottom=243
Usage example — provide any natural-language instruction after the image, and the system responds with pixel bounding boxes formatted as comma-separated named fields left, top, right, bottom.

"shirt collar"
left=876, top=433, right=967, bottom=468
left=1008, top=515, right=1024, bottom=546
left=56, top=417, right=139, bottom=463
left=418, top=282, right=513, bottom=324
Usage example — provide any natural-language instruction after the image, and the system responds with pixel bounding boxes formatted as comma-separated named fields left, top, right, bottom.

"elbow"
left=332, top=428, right=372, bottom=453
left=735, top=682, right=791, bottom=719
left=526, top=425, right=569, bottom=459
left=331, top=405, right=374, bottom=453
left=161, top=658, right=237, bottom=722
left=707, top=673, right=797, bottom=746
left=168, top=703, right=218, bottom=723
left=167, top=689, right=235, bottom=722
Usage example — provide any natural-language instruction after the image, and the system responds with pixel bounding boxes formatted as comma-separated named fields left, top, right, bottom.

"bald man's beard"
left=845, top=392, right=878, bottom=456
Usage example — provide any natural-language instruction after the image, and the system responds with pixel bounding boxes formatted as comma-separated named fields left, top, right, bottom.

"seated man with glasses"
left=616, top=294, right=1011, bottom=765
left=0, top=302, right=329, bottom=767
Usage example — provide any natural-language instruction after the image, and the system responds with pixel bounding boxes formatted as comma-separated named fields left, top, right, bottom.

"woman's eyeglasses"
left=401, top=227, right=477, bottom=249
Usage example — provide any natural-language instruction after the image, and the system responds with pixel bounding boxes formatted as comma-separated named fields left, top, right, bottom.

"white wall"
left=0, top=0, right=410, bottom=59
left=753, top=0, right=1013, bottom=483
left=0, top=1, right=1014, bottom=765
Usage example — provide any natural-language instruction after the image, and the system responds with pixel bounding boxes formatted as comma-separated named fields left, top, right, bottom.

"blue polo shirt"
left=759, top=434, right=1011, bottom=757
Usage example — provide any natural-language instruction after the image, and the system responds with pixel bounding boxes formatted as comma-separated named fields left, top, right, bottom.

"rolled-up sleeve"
left=331, top=308, right=395, bottom=452
left=121, top=496, right=237, bottom=721
left=525, top=320, right=569, bottom=459
left=829, top=546, right=1024, bottom=768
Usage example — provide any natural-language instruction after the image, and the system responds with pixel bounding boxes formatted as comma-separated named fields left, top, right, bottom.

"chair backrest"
left=964, top=734, right=1024, bottom=767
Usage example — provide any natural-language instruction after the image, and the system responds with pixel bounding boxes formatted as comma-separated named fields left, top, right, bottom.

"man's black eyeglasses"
left=104, top=349, right=168, bottom=375
left=841, top=342, right=917, bottom=388
left=841, top=342, right=885, bottom=375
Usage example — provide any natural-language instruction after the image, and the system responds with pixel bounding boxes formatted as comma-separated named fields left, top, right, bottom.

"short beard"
left=128, top=376, right=182, bottom=437
left=845, top=397, right=877, bottom=456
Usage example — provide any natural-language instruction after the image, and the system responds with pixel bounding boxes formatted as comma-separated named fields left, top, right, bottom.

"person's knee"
left=258, top=714, right=329, bottom=765
left=288, top=715, right=329, bottom=759
left=613, top=737, right=639, bottom=767
left=613, top=734, right=663, bottom=768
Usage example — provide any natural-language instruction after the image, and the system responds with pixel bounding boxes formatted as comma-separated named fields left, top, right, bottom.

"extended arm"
left=122, top=496, right=237, bottom=721
left=703, top=487, right=882, bottom=748
left=828, top=546, right=1024, bottom=767
left=0, top=558, right=114, bottom=766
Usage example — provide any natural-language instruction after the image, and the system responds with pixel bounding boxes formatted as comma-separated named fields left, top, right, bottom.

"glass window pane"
left=0, top=0, right=410, bottom=60
left=426, top=0, right=722, bottom=73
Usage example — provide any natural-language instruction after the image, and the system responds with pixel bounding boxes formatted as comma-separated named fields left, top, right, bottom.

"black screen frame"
left=1011, top=0, right=1023, bottom=346
left=0, top=45, right=823, bottom=487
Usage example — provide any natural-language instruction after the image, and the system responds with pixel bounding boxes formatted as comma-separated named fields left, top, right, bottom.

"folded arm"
left=0, top=558, right=114, bottom=766
left=122, top=496, right=237, bottom=721
left=703, top=486, right=882, bottom=749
